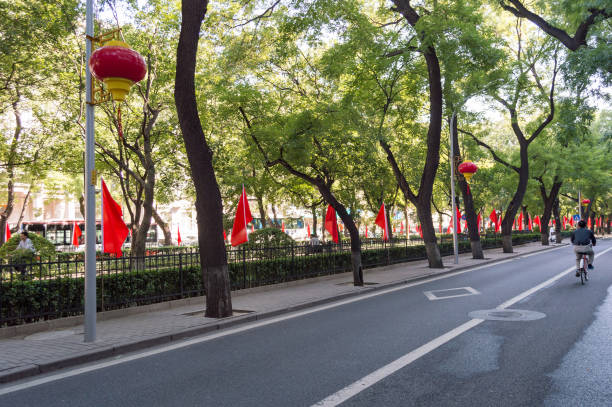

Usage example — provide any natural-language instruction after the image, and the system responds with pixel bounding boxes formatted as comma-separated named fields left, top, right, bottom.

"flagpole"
left=84, top=0, right=97, bottom=343
left=450, top=112, right=459, bottom=264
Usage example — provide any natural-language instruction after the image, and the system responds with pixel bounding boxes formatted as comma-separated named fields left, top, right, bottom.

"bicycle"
left=578, top=253, right=589, bottom=285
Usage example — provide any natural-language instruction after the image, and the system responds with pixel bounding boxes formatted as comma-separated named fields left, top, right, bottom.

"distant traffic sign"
left=573, top=215, right=580, bottom=222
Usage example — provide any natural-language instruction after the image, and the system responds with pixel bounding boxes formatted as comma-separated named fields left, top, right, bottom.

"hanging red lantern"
left=581, top=199, right=590, bottom=207
left=458, top=160, right=478, bottom=183
left=89, top=40, right=146, bottom=102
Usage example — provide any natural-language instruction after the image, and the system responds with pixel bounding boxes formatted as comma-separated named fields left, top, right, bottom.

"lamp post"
left=84, top=0, right=96, bottom=342
left=449, top=112, right=459, bottom=264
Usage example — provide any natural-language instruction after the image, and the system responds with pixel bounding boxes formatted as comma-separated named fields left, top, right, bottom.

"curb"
left=0, top=243, right=564, bottom=384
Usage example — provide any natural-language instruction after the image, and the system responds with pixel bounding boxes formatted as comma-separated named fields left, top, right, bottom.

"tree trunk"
left=385, top=1, right=444, bottom=268
left=316, top=186, right=362, bottom=286
left=175, top=0, right=232, bottom=318
left=311, top=205, right=318, bottom=236
left=451, top=114, right=483, bottom=259
left=15, top=185, right=31, bottom=232
left=256, top=195, right=266, bottom=228
left=0, top=100, right=22, bottom=245
left=553, top=198, right=562, bottom=243
left=152, top=207, right=172, bottom=246
left=538, top=179, right=562, bottom=246
left=501, top=142, right=530, bottom=253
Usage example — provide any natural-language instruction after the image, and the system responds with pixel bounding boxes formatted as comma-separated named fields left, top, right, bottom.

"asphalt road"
left=1, top=239, right=611, bottom=407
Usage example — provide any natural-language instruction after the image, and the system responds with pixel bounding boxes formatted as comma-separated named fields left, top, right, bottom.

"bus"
left=251, top=217, right=307, bottom=240
left=22, top=220, right=159, bottom=250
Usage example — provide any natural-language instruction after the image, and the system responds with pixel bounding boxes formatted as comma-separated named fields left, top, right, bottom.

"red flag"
left=534, top=215, right=541, bottom=231
left=282, top=220, right=285, bottom=233
left=489, top=210, right=498, bottom=232
left=477, top=213, right=481, bottom=233
left=518, top=212, right=523, bottom=231
left=177, top=225, right=182, bottom=246
left=251, top=223, right=255, bottom=232
left=307, top=223, right=311, bottom=237
left=72, top=222, right=82, bottom=246
left=596, top=217, right=601, bottom=227
left=101, top=179, right=129, bottom=257
left=418, top=225, right=423, bottom=238
left=563, top=216, right=567, bottom=230
left=570, top=216, right=574, bottom=227
left=223, top=229, right=227, bottom=240
left=456, top=208, right=462, bottom=234
left=375, top=203, right=389, bottom=241
left=365, top=224, right=368, bottom=238
left=5, top=222, right=11, bottom=241
left=231, top=185, right=253, bottom=247
left=393, top=225, right=396, bottom=233
left=439, top=221, right=442, bottom=234
left=400, top=221, right=404, bottom=234
left=588, top=217, right=591, bottom=228
left=447, top=223, right=452, bottom=234
left=325, top=205, right=339, bottom=243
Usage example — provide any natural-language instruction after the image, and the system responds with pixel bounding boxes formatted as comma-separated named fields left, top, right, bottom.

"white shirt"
left=17, top=238, right=35, bottom=252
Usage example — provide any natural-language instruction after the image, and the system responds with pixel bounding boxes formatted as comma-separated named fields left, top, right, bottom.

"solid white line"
left=310, top=245, right=612, bottom=407
left=0, top=246, right=571, bottom=396
left=311, top=318, right=484, bottom=407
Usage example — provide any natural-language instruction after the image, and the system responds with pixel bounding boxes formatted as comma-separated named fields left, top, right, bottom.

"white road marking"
left=423, top=286, right=480, bottom=300
left=310, top=245, right=612, bottom=407
left=0, top=245, right=595, bottom=396
left=312, top=318, right=485, bottom=407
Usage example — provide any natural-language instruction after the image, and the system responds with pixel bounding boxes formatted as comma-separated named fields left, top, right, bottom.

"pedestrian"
left=13, top=231, right=35, bottom=276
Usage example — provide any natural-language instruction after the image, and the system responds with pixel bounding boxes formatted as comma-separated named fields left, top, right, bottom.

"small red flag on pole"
left=282, top=220, right=285, bottom=233
left=72, top=222, right=82, bottom=246
left=365, top=224, right=368, bottom=238
left=231, top=185, right=253, bottom=247
left=307, top=223, right=311, bottom=237
left=325, top=205, right=339, bottom=243
left=5, top=222, right=11, bottom=241
left=456, top=208, right=462, bottom=234
left=375, top=203, right=389, bottom=241
left=101, top=179, right=129, bottom=257
left=177, top=225, right=182, bottom=246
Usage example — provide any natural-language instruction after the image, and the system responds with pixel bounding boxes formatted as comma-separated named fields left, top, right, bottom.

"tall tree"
left=175, top=0, right=232, bottom=318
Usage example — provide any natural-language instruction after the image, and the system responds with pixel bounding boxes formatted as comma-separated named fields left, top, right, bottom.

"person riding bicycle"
left=570, top=220, right=596, bottom=277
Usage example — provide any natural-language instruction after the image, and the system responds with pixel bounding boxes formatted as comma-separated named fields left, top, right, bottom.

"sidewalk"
left=0, top=241, right=567, bottom=384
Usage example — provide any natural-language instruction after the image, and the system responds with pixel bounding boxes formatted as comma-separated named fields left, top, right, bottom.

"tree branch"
left=459, top=128, right=520, bottom=173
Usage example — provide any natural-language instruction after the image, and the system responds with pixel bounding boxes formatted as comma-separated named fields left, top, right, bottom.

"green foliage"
left=245, top=228, right=295, bottom=247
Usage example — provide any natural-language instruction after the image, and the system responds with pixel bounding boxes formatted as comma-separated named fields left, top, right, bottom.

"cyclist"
left=570, top=220, right=596, bottom=277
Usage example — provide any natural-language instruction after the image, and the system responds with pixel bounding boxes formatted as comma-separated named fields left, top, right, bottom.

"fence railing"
left=0, top=232, right=539, bottom=326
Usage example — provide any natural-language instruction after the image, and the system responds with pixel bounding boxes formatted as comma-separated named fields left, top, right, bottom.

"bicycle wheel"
left=580, top=269, right=585, bottom=285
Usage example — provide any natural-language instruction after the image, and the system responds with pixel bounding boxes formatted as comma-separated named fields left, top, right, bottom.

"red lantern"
left=581, top=199, right=590, bottom=207
left=89, top=40, right=146, bottom=102
left=458, top=161, right=478, bottom=183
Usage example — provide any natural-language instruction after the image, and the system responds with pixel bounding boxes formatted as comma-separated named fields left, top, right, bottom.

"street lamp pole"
left=449, top=112, right=459, bottom=264
left=84, top=0, right=97, bottom=342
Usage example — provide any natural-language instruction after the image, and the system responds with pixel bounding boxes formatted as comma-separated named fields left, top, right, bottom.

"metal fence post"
left=179, top=251, right=183, bottom=296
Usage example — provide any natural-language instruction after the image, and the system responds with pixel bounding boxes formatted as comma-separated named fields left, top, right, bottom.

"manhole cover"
left=468, top=309, right=546, bottom=321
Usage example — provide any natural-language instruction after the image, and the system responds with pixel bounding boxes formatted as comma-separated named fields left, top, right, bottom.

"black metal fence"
left=0, top=233, right=537, bottom=326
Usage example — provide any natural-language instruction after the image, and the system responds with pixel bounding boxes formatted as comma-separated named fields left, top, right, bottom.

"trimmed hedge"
left=1, top=233, right=543, bottom=326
